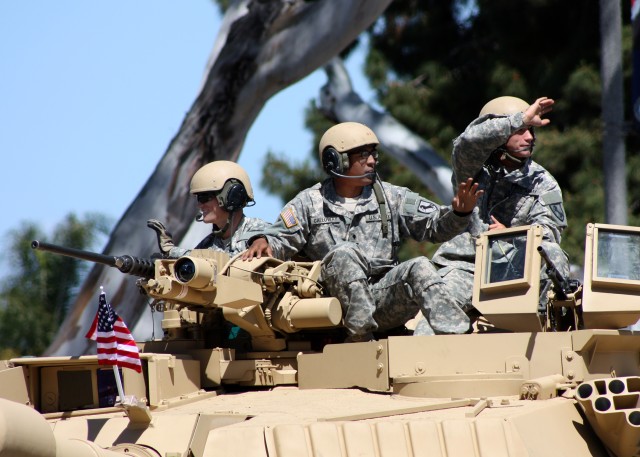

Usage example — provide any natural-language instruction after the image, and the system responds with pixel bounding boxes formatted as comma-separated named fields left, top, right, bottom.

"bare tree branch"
left=46, top=0, right=393, bottom=356
left=318, top=58, right=454, bottom=202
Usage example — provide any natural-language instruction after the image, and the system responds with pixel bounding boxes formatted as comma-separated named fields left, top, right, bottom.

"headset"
left=216, top=178, right=251, bottom=212
left=322, top=146, right=376, bottom=179
left=322, top=147, right=350, bottom=176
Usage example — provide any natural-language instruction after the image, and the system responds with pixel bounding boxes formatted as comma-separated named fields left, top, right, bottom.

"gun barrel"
left=32, top=240, right=118, bottom=267
left=536, top=246, right=552, bottom=264
left=31, top=240, right=155, bottom=278
left=537, top=245, right=571, bottom=298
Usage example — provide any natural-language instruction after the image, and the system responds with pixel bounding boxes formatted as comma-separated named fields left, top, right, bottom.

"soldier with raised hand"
left=243, top=121, right=482, bottom=342
left=147, top=160, right=270, bottom=258
left=419, top=96, right=569, bottom=333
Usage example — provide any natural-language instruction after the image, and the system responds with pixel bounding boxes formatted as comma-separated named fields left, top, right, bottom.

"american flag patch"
left=280, top=207, right=299, bottom=228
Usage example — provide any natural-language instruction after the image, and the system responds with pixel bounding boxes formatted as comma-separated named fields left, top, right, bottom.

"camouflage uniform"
left=259, top=178, right=471, bottom=339
left=417, top=111, right=568, bottom=333
left=168, top=216, right=270, bottom=258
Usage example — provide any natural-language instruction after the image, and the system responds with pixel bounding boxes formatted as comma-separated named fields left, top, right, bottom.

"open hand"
left=523, top=97, right=554, bottom=127
left=452, top=178, right=483, bottom=214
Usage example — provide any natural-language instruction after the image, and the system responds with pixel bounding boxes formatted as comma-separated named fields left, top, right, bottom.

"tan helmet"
left=318, top=122, right=379, bottom=175
left=190, top=161, right=254, bottom=211
left=318, top=122, right=379, bottom=156
left=479, top=96, right=529, bottom=117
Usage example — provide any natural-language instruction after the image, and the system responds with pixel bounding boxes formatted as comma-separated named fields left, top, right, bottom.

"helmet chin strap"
left=211, top=210, right=243, bottom=237
left=211, top=218, right=231, bottom=236
left=211, top=213, right=232, bottom=237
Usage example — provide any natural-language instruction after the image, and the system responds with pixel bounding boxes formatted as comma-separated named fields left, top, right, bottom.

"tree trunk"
left=319, top=58, right=454, bottom=203
left=600, top=0, right=627, bottom=224
left=46, top=0, right=393, bottom=356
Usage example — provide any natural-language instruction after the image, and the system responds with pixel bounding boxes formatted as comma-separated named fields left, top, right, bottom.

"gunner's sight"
left=175, top=258, right=196, bottom=283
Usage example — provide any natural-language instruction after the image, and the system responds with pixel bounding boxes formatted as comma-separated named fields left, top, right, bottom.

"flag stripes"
left=85, top=291, right=142, bottom=373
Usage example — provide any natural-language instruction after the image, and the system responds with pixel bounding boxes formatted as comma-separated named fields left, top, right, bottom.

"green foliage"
left=261, top=150, right=323, bottom=206
left=0, top=213, right=111, bottom=357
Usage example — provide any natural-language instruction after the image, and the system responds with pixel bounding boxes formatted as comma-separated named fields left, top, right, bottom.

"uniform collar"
left=320, top=179, right=378, bottom=216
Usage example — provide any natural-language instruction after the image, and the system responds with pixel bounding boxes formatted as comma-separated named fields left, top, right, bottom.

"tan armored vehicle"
left=2, top=222, right=640, bottom=456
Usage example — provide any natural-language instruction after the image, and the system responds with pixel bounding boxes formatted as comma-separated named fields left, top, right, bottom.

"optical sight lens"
left=175, top=258, right=196, bottom=283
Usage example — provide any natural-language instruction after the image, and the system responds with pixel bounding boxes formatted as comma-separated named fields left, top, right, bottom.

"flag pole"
left=113, top=365, right=126, bottom=403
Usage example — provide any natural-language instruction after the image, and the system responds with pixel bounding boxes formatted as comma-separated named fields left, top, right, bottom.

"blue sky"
left=0, top=2, right=374, bottom=274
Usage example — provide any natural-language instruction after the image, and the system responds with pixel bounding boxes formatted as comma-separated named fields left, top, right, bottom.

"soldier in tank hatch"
left=147, top=160, right=271, bottom=258
left=414, top=96, right=569, bottom=335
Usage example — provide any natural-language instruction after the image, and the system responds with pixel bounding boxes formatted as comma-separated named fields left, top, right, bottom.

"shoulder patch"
left=280, top=207, right=299, bottom=229
left=417, top=199, right=438, bottom=215
left=541, top=190, right=566, bottom=223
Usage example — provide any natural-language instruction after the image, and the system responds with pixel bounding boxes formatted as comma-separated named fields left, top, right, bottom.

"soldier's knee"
left=322, top=243, right=368, bottom=283
left=402, top=257, right=441, bottom=288
left=407, top=256, right=438, bottom=274
left=323, top=243, right=361, bottom=263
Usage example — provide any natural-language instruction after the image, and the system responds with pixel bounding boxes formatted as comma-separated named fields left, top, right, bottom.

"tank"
left=2, top=222, right=640, bottom=456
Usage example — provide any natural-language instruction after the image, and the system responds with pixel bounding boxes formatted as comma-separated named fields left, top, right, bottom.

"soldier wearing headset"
left=148, top=160, right=270, bottom=258
left=242, top=122, right=482, bottom=342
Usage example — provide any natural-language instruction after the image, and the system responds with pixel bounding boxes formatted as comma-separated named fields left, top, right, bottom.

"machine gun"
left=31, top=241, right=342, bottom=351
left=537, top=245, right=575, bottom=301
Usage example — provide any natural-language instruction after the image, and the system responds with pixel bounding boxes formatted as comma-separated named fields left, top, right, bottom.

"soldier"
left=148, top=160, right=270, bottom=258
left=242, top=122, right=482, bottom=342
left=416, top=96, right=569, bottom=334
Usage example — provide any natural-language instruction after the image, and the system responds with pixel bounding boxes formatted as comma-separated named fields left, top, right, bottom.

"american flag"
left=85, top=291, right=142, bottom=373
left=280, top=207, right=299, bottom=228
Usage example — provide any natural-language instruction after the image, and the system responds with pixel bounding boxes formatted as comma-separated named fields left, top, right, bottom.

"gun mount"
left=32, top=241, right=342, bottom=352
left=3, top=223, right=640, bottom=456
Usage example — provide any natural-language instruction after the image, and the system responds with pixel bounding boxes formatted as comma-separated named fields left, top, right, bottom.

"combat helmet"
left=190, top=161, right=254, bottom=212
left=318, top=122, right=379, bottom=175
left=479, top=96, right=529, bottom=117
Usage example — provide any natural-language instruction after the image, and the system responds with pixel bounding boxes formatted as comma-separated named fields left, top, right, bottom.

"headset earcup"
left=322, top=147, right=351, bottom=175
left=322, top=147, right=341, bottom=175
left=218, top=180, right=248, bottom=212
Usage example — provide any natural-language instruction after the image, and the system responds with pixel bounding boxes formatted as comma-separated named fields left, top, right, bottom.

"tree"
left=45, top=0, right=394, bottom=356
left=600, top=0, right=627, bottom=225
left=0, top=213, right=109, bottom=357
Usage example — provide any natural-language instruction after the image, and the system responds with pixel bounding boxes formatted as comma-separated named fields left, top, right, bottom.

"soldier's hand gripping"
left=242, top=236, right=273, bottom=261
left=147, top=219, right=175, bottom=256
left=452, top=178, right=483, bottom=214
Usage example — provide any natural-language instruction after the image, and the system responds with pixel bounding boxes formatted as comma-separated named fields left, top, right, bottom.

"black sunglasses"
left=196, top=192, right=218, bottom=204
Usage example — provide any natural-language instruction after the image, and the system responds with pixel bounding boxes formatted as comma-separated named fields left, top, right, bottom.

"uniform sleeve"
left=451, top=112, right=527, bottom=186
left=398, top=190, right=470, bottom=244
left=263, top=196, right=311, bottom=260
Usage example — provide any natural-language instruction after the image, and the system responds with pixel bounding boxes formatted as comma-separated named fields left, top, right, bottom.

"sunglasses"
left=348, top=149, right=379, bottom=160
left=195, top=192, right=218, bottom=204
